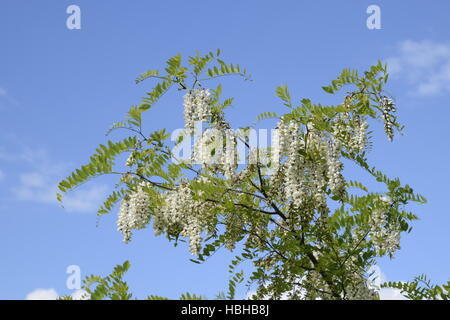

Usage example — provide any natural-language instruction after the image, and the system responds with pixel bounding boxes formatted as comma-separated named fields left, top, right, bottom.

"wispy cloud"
left=0, top=85, right=19, bottom=108
left=13, top=171, right=108, bottom=213
left=2, top=146, right=107, bottom=213
left=386, top=40, right=450, bottom=96
left=63, top=185, right=108, bottom=213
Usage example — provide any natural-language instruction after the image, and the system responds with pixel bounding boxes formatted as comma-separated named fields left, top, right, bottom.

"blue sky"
left=1, top=0, right=450, bottom=299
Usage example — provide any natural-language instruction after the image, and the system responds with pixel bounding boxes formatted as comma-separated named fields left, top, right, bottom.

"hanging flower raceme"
left=117, top=183, right=151, bottom=243
left=224, top=129, right=238, bottom=179
left=381, top=96, right=396, bottom=141
left=345, top=274, right=379, bottom=300
left=152, top=182, right=213, bottom=256
left=270, top=121, right=301, bottom=204
left=183, top=88, right=212, bottom=134
left=369, top=209, right=401, bottom=257
left=192, top=127, right=238, bottom=179
left=332, top=113, right=368, bottom=154
left=306, top=124, right=329, bottom=208
left=326, top=139, right=344, bottom=196
left=270, top=120, right=347, bottom=209
left=368, top=197, right=401, bottom=258
left=193, top=128, right=224, bottom=168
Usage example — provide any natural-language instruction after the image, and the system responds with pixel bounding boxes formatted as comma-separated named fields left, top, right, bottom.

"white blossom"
left=192, top=128, right=225, bottom=169
left=183, top=88, right=212, bottom=134
left=369, top=204, right=401, bottom=257
left=345, top=274, right=379, bottom=300
left=326, top=139, right=344, bottom=195
left=117, top=183, right=151, bottom=243
left=153, top=182, right=213, bottom=256
left=381, top=96, right=396, bottom=141
left=224, top=129, right=238, bottom=179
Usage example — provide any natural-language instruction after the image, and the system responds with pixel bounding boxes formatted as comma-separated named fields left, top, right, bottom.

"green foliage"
left=322, top=67, right=360, bottom=94
left=60, top=261, right=206, bottom=300
left=383, top=275, right=450, bottom=300
left=98, top=189, right=126, bottom=215
left=59, top=261, right=133, bottom=300
left=254, top=111, right=279, bottom=124
left=58, top=49, right=251, bottom=211
left=180, top=292, right=205, bottom=300
left=57, top=136, right=138, bottom=203
left=146, top=295, right=170, bottom=300
left=58, top=51, right=433, bottom=300
left=275, top=85, right=292, bottom=108
left=227, top=270, right=244, bottom=300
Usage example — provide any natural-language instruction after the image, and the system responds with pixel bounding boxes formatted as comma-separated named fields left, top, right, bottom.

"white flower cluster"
left=381, top=96, right=396, bottom=141
left=332, top=114, right=368, bottom=153
left=125, top=153, right=134, bottom=167
left=117, top=183, right=151, bottom=243
left=368, top=197, right=401, bottom=257
left=270, top=120, right=345, bottom=210
left=355, top=118, right=368, bottom=151
left=304, top=249, right=379, bottom=300
left=183, top=88, right=212, bottom=134
left=193, top=129, right=221, bottom=166
left=153, top=182, right=212, bottom=255
left=284, top=123, right=307, bottom=208
left=182, top=87, right=244, bottom=179
left=345, top=274, right=379, bottom=300
left=300, top=264, right=378, bottom=300
left=224, top=130, right=238, bottom=179
left=193, top=128, right=237, bottom=178
left=326, top=139, right=344, bottom=195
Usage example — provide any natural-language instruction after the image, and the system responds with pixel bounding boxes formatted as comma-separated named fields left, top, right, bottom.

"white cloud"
left=0, top=85, right=19, bottom=108
left=25, top=288, right=90, bottom=300
left=386, top=40, right=450, bottom=96
left=26, top=288, right=58, bottom=300
left=19, top=172, right=48, bottom=188
left=13, top=174, right=107, bottom=213
left=3, top=147, right=108, bottom=213
left=63, top=185, right=108, bottom=213
left=369, top=265, right=407, bottom=300
left=379, top=287, right=408, bottom=300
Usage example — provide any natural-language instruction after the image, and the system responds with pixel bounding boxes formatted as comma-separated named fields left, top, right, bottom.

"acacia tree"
left=58, top=50, right=430, bottom=300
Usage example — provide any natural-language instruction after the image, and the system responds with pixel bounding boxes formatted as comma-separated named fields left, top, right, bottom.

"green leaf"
left=322, top=86, right=334, bottom=94
left=275, top=85, right=292, bottom=108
